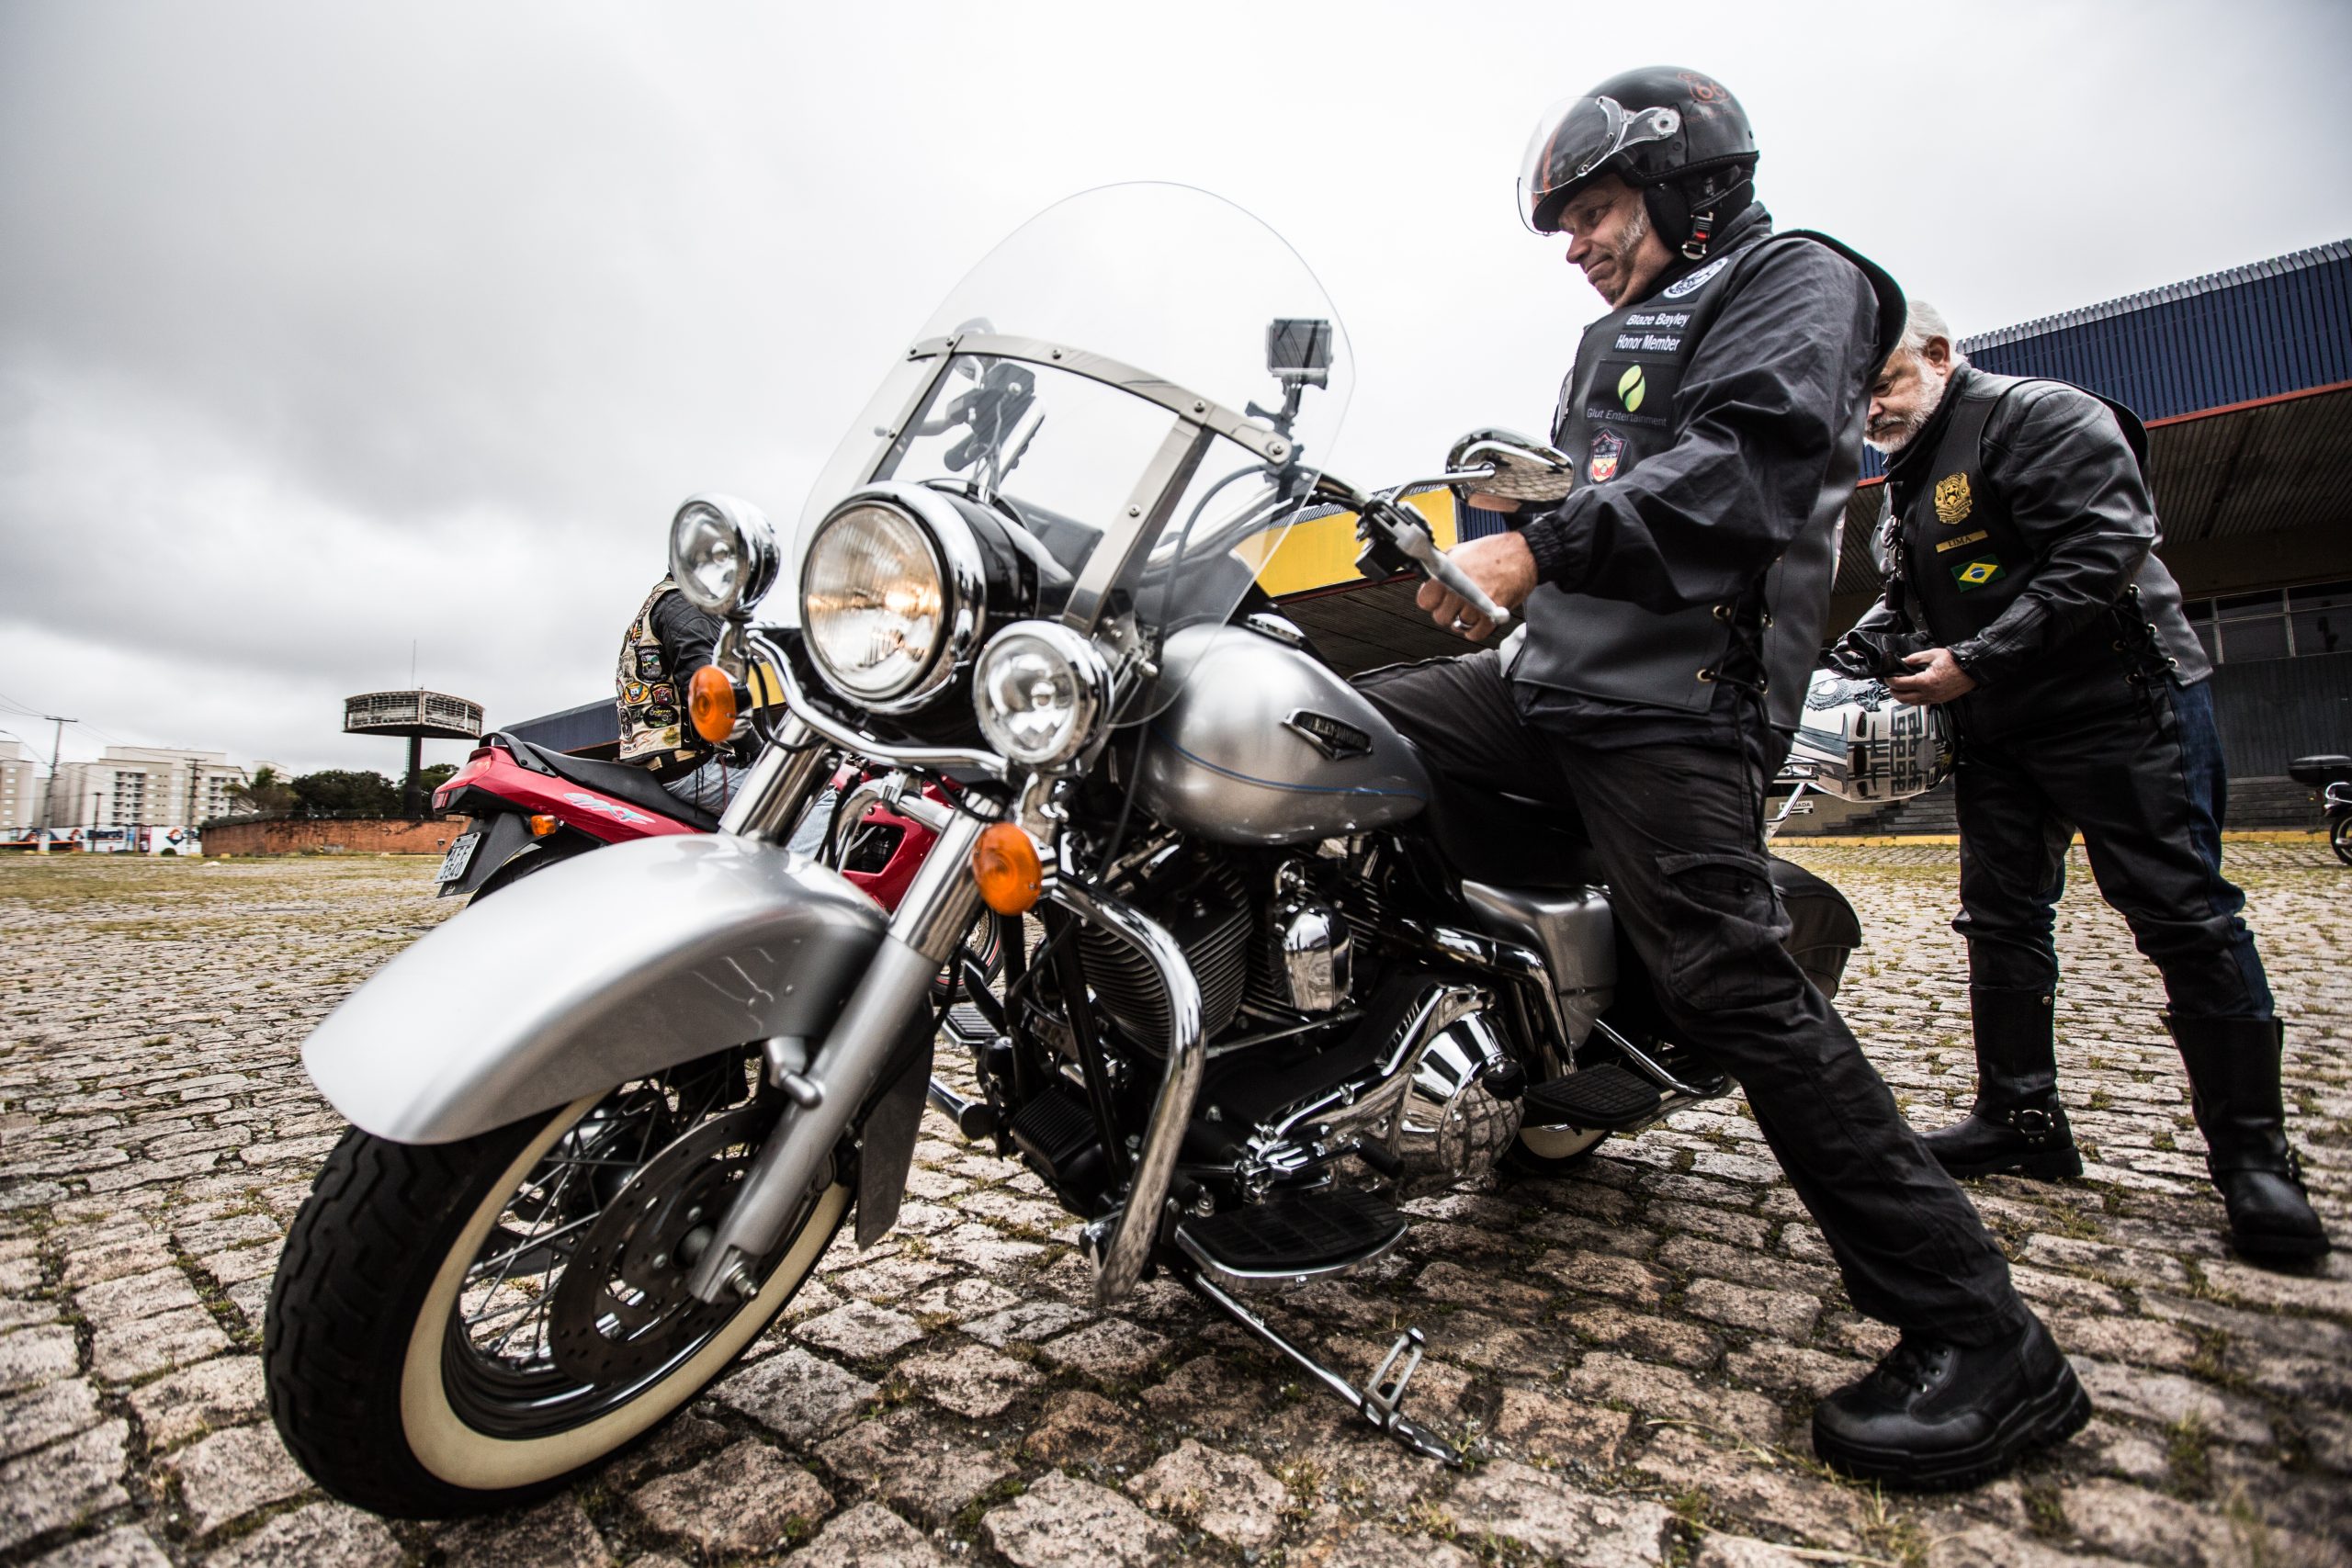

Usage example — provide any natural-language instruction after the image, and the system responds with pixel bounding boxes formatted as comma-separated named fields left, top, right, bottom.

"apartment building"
left=42, top=747, right=250, bottom=829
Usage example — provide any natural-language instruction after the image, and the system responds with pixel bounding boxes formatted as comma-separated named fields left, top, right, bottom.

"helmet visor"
left=1516, top=95, right=1681, bottom=232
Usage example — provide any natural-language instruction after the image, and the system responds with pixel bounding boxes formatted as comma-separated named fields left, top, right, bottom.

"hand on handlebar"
left=1415, top=532, right=1536, bottom=642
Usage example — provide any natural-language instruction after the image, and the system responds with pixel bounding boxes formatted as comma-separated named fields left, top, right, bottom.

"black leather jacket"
left=1837, top=365, right=2207, bottom=738
left=1511, top=203, right=1899, bottom=747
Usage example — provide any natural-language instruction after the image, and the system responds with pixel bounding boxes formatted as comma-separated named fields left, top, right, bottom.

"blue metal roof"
left=1858, top=238, right=2352, bottom=479
left=1960, top=239, right=2351, bottom=421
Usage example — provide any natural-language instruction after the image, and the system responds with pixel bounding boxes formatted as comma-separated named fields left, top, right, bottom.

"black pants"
left=1954, top=679, right=2272, bottom=1017
left=1355, top=651, right=2026, bottom=1342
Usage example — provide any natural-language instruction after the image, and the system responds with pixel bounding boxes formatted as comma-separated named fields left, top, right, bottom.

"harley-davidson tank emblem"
left=1283, top=709, right=1374, bottom=761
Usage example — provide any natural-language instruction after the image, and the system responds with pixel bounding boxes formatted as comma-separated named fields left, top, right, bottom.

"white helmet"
left=1781, top=669, right=1955, bottom=803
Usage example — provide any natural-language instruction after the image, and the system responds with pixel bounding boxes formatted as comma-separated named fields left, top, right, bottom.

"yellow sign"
left=1935, top=528, right=1989, bottom=553
left=1934, top=472, right=1973, bottom=525
left=1250, top=489, right=1459, bottom=599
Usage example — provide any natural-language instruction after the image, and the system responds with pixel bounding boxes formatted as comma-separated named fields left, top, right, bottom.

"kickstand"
left=1179, top=1267, right=1463, bottom=1466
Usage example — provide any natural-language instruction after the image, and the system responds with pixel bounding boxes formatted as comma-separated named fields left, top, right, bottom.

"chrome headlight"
left=972, top=621, right=1109, bottom=769
left=668, top=494, right=780, bottom=616
left=800, top=487, right=985, bottom=712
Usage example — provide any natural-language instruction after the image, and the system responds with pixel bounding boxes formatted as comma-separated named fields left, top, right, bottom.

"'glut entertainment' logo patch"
left=1616, top=365, right=1647, bottom=413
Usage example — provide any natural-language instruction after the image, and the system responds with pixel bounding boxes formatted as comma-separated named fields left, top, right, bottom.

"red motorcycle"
left=430, top=734, right=944, bottom=909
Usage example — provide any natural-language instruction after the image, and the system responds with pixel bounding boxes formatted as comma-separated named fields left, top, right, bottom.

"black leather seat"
left=488, top=733, right=719, bottom=833
left=1420, top=784, right=1606, bottom=890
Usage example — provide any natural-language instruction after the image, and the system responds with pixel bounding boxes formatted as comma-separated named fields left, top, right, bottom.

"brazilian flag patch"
left=1951, top=556, right=2006, bottom=592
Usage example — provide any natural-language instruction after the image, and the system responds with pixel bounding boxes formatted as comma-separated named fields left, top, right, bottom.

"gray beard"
left=1606, top=205, right=1653, bottom=306
left=1865, top=363, right=1951, bottom=455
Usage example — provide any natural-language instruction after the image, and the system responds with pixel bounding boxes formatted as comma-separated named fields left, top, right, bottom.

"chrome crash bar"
left=1057, top=879, right=1204, bottom=1307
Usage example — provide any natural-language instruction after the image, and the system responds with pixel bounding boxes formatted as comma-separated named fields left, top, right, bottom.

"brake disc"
left=548, top=1102, right=779, bottom=1383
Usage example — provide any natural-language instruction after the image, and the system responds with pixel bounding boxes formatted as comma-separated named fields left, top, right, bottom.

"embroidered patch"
left=1589, top=428, right=1625, bottom=482
left=1661, top=253, right=1733, bottom=299
left=1617, top=364, right=1646, bottom=412
left=1934, top=528, right=1990, bottom=553
left=1952, top=557, right=2005, bottom=592
left=1934, top=472, right=1973, bottom=525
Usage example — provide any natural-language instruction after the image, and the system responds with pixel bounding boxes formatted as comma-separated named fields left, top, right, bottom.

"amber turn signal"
left=689, top=665, right=738, bottom=745
left=971, top=822, right=1044, bottom=916
left=528, top=814, right=559, bottom=838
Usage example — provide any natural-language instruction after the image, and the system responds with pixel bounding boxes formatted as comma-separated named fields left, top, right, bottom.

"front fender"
left=305, top=834, right=888, bottom=1144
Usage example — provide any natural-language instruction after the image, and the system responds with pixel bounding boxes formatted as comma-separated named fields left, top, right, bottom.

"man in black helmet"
left=1354, top=66, right=2087, bottom=1488
left=1830, top=301, right=2328, bottom=1266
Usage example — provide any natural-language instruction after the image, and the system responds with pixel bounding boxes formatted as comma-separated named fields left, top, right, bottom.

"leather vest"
left=616, top=580, right=703, bottom=773
left=1514, top=230, right=1902, bottom=734
left=1887, top=371, right=2207, bottom=736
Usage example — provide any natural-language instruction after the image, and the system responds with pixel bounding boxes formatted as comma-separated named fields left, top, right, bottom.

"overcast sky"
left=5, top=0, right=2348, bottom=778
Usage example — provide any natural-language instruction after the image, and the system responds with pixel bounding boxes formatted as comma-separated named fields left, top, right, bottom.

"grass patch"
left=2021, top=1478, right=2068, bottom=1539
left=2165, top=1414, right=2213, bottom=1497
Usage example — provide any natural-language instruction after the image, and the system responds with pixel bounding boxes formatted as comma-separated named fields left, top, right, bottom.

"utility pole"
left=39, top=716, right=74, bottom=848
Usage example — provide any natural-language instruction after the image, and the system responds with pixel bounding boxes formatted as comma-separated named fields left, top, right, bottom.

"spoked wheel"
left=932, top=907, right=1006, bottom=1003
left=2332, top=814, right=2352, bottom=866
left=265, top=1050, right=849, bottom=1517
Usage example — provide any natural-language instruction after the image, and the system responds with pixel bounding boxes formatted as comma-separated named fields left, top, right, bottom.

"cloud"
left=2, top=0, right=2347, bottom=774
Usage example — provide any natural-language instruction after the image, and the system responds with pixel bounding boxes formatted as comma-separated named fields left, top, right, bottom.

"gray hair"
left=1897, top=299, right=1969, bottom=367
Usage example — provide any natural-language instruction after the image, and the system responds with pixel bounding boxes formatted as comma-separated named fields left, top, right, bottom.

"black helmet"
left=1519, top=66, right=1759, bottom=259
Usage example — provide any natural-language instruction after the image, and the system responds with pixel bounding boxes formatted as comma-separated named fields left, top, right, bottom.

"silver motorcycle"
left=263, top=184, right=1886, bottom=1515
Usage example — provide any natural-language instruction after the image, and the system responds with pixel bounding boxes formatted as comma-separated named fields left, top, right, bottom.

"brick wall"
left=203, top=817, right=470, bottom=856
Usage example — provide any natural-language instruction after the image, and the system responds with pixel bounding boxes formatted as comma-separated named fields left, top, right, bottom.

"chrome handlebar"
left=744, top=628, right=1008, bottom=782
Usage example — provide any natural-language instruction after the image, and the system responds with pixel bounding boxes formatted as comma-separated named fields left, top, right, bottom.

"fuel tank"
left=1137, top=622, right=1430, bottom=846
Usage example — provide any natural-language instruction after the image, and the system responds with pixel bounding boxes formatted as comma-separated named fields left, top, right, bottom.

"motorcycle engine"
left=1079, top=852, right=1358, bottom=1053
left=1080, top=852, right=1252, bottom=1049
left=1385, top=1010, right=1522, bottom=1195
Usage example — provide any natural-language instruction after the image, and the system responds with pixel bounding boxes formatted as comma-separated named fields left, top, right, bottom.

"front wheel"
left=264, top=1055, right=848, bottom=1517
left=2331, top=814, right=2352, bottom=866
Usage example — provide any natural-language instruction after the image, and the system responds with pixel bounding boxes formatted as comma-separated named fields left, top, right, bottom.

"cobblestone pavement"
left=2, top=844, right=2346, bottom=1568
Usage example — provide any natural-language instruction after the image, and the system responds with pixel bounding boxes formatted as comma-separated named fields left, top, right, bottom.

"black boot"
left=1921, top=987, right=2082, bottom=1180
left=2167, top=1014, right=2331, bottom=1265
left=1812, top=1312, right=2090, bottom=1490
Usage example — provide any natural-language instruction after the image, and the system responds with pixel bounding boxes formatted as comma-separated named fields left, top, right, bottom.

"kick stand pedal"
left=1522, top=1063, right=1664, bottom=1131
left=1364, top=1327, right=1427, bottom=1432
left=1179, top=1267, right=1462, bottom=1466
left=1172, top=1189, right=1407, bottom=1289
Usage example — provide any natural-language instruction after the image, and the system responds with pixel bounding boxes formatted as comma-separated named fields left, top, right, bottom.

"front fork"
left=687, top=719, right=993, bottom=1303
left=687, top=716, right=1205, bottom=1311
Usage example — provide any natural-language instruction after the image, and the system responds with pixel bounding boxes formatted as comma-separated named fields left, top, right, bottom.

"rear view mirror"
left=1446, top=427, right=1577, bottom=506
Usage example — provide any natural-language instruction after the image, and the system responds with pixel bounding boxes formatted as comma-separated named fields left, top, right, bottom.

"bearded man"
left=1831, top=302, right=2329, bottom=1267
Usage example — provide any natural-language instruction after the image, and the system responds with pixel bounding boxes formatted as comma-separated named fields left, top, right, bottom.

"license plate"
left=436, top=831, right=482, bottom=886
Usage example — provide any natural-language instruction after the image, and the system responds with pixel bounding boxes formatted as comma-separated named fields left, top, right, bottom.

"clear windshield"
left=797, top=183, right=1351, bottom=719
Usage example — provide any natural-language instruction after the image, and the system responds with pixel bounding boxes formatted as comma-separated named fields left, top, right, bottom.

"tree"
left=289, top=770, right=403, bottom=816
left=228, top=765, right=297, bottom=816
left=419, top=762, right=458, bottom=794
